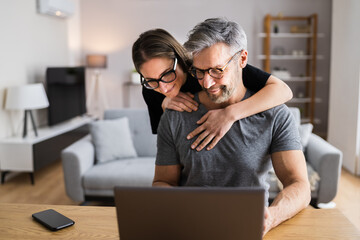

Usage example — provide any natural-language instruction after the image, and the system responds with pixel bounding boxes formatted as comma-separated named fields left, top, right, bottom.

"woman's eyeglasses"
left=141, top=58, right=177, bottom=90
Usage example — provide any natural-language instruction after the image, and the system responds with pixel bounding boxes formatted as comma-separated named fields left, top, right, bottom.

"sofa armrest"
left=306, top=133, right=343, bottom=204
left=61, top=135, right=95, bottom=202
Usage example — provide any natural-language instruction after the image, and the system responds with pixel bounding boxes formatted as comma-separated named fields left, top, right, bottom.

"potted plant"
left=131, top=69, right=141, bottom=84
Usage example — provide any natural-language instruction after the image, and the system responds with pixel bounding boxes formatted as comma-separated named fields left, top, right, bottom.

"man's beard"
left=205, top=85, right=235, bottom=103
left=205, top=69, right=240, bottom=103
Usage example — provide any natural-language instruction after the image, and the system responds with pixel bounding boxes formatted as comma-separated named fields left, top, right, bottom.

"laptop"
left=114, top=186, right=265, bottom=240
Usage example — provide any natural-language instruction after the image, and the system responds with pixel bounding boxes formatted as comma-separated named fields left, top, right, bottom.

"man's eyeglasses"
left=141, top=58, right=177, bottom=90
left=189, top=50, right=242, bottom=80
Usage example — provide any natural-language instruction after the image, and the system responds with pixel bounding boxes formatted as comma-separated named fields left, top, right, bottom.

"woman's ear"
left=239, top=50, right=248, bottom=68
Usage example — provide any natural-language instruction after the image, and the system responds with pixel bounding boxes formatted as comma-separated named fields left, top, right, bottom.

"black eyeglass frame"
left=140, top=58, right=178, bottom=90
left=189, top=50, right=243, bottom=80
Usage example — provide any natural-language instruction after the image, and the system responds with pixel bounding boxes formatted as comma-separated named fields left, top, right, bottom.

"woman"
left=132, top=29, right=292, bottom=151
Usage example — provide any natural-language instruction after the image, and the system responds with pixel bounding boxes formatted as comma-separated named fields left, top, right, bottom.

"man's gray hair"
left=184, top=17, right=247, bottom=56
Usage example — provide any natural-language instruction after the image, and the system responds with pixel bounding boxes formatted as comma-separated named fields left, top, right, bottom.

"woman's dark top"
left=142, top=64, right=271, bottom=134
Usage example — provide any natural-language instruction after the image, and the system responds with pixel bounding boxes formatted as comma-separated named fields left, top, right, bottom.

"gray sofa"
left=62, top=109, right=157, bottom=202
left=62, top=108, right=342, bottom=206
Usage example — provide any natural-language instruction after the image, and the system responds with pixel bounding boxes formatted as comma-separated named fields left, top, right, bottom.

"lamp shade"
left=86, top=55, right=107, bottom=68
left=5, top=83, right=49, bottom=110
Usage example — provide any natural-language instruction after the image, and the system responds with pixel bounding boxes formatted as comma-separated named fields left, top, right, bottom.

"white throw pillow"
left=298, top=123, right=313, bottom=150
left=90, top=117, right=137, bottom=164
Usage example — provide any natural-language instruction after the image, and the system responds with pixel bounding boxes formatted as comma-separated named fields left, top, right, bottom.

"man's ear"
left=239, top=50, right=248, bottom=68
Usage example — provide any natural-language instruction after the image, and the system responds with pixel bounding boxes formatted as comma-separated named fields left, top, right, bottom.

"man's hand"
left=161, top=92, right=198, bottom=112
left=186, top=108, right=235, bottom=151
left=263, top=207, right=273, bottom=237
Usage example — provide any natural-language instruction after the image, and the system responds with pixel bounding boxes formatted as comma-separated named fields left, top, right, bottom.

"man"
left=152, top=18, right=310, bottom=236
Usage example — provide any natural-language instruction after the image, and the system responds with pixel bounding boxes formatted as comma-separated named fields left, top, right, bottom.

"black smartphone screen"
left=32, top=209, right=75, bottom=231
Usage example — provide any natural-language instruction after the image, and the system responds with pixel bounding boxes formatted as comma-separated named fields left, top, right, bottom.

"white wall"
left=328, top=0, right=360, bottom=175
left=0, top=0, right=333, bottom=137
left=80, top=0, right=256, bottom=109
left=80, top=0, right=332, bottom=133
left=0, top=0, right=79, bottom=138
left=67, top=0, right=82, bottom=66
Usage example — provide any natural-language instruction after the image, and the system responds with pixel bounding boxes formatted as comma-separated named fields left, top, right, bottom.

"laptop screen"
left=114, top=187, right=264, bottom=240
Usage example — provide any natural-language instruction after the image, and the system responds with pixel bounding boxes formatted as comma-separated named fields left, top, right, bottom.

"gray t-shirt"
left=156, top=91, right=302, bottom=203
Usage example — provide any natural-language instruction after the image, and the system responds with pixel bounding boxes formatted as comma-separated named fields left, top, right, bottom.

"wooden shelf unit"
left=261, top=14, right=319, bottom=124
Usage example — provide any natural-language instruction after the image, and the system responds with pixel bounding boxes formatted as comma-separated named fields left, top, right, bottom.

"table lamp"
left=5, top=83, right=49, bottom=138
left=86, top=55, right=107, bottom=69
left=87, top=55, right=107, bottom=82
left=86, top=54, right=108, bottom=118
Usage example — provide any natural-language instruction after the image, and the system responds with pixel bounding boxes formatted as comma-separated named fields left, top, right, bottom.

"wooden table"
left=0, top=203, right=359, bottom=240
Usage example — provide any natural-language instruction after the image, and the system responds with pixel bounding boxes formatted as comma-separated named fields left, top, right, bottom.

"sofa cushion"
left=104, top=109, right=157, bottom=157
left=299, top=123, right=313, bottom=150
left=83, top=157, right=155, bottom=192
left=90, top=117, right=137, bottom=164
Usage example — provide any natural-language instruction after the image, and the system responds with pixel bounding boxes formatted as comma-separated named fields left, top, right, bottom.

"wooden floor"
left=0, top=160, right=359, bottom=230
left=333, top=168, right=360, bottom=230
left=0, top=160, right=78, bottom=205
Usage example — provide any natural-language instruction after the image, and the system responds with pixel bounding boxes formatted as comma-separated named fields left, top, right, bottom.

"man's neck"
left=199, top=81, right=247, bottom=110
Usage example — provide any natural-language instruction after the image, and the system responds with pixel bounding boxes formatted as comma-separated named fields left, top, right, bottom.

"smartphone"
left=32, top=209, right=75, bottom=231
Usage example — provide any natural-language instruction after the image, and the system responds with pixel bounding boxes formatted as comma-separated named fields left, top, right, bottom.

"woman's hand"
left=187, top=108, right=235, bottom=151
left=161, top=92, right=199, bottom=112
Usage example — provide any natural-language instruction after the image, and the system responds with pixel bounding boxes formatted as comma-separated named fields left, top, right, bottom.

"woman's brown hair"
left=132, top=29, right=192, bottom=74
